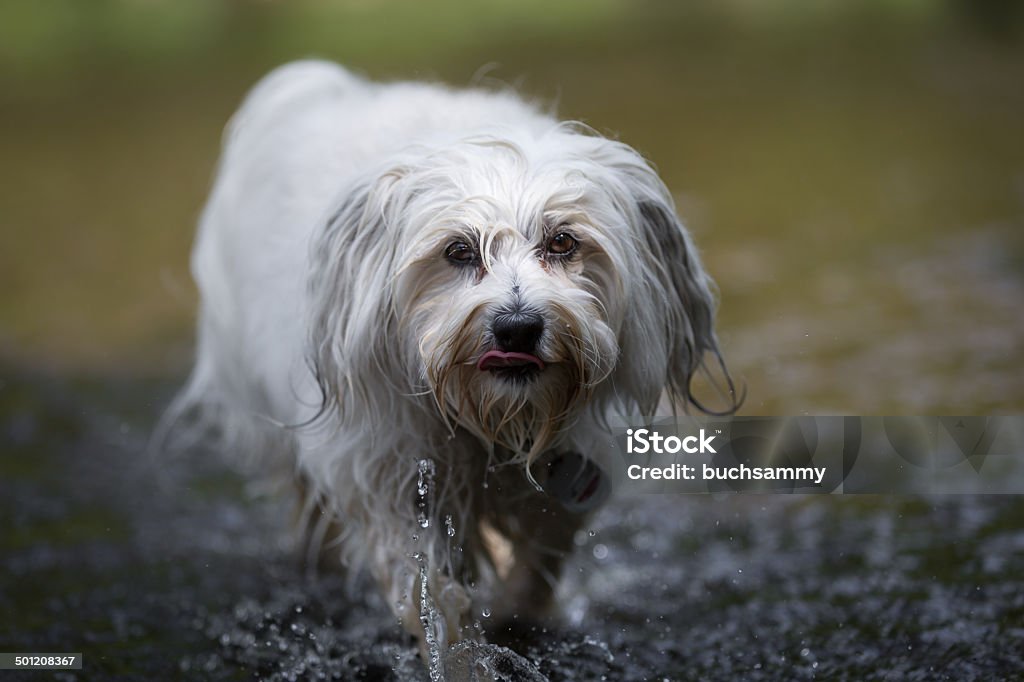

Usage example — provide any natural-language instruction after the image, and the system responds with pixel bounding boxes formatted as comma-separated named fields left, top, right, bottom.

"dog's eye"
left=445, top=241, right=477, bottom=265
left=546, top=232, right=578, bottom=257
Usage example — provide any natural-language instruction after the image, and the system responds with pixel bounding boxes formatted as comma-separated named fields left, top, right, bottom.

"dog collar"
left=537, top=451, right=610, bottom=513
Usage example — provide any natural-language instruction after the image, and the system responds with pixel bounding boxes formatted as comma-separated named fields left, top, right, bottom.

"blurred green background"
left=1, top=0, right=1022, bottom=414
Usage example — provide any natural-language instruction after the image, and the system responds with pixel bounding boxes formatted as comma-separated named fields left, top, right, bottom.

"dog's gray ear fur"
left=307, top=170, right=410, bottom=431
left=612, top=163, right=736, bottom=416
left=635, top=198, right=717, bottom=407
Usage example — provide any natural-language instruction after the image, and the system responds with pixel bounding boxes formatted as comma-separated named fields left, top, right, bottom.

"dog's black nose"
left=492, top=311, right=544, bottom=353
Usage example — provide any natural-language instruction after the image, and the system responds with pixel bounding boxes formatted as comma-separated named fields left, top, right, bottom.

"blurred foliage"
left=0, top=0, right=1022, bottom=412
left=0, top=0, right=621, bottom=87
left=1, top=0, right=1017, bottom=91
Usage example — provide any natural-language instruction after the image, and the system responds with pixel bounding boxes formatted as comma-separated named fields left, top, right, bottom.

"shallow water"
left=2, top=369, right=1023, bottom=680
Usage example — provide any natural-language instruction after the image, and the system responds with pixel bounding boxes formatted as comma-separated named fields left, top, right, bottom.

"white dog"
left=164, top=60, right=732, bottom=660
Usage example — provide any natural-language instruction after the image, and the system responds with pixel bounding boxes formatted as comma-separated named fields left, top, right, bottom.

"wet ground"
left=3, top=368, right=1023, bottom=680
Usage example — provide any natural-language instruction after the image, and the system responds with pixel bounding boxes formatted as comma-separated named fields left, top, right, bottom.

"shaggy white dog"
left=163, top=60, right=732, bottom=659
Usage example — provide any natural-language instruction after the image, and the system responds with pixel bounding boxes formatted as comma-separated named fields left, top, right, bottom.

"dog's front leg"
left=499, top=494, right=587, bottom=620
left=372, top=534, right=473, bottom=662
left=488, top=448, right=610, bottom=624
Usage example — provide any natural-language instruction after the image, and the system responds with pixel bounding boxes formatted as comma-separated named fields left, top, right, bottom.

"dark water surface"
left=2, top=369, right=1023, bottom=680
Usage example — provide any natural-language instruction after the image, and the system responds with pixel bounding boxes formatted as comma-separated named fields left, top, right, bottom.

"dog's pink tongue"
left=477, top=350, right=545, bottom=371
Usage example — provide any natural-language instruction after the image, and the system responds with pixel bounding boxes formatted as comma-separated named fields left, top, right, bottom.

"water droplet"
left=481, top=608, right=491, bottom=618
left=417, top=458, right=435, bottom=496
left=588, top=530, right=596, bottom=537
left=416, top=459, right=436, bottom=531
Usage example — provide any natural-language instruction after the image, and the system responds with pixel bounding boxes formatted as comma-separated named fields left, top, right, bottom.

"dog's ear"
left=609, top=158, right=736, bottom=416
left=634, top=197, right=716, bottom=409
left=307, top=169, right=411, bottom=430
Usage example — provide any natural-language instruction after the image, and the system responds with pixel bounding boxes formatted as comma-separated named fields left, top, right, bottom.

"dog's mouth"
left=477, top=350, right=545, bottom=380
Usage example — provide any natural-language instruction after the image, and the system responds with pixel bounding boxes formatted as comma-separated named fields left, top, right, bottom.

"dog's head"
left=310, top=124, right=731, bottom=458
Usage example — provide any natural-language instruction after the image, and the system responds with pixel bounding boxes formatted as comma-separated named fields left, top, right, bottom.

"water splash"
left=411, top=525, right=548, bottom=681
left=414, top=551, right=445, bottom=682
left=582, top=635, right=615, bottom=663
left=442, top=640, right=547, bottom=682
left=417, top=459, right=436, bottom=530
